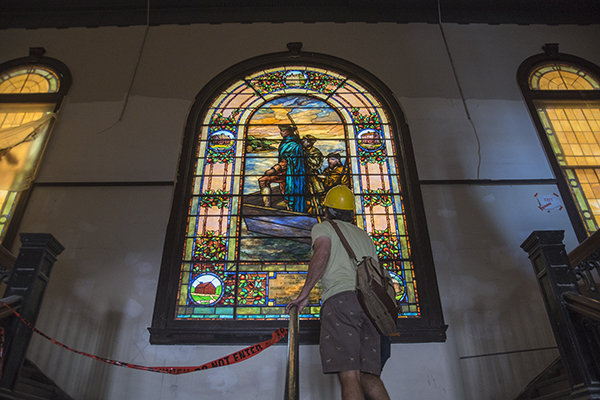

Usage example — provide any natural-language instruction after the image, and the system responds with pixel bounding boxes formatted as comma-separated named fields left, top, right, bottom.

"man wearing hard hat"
left=286, top=185, right=391, bottom=400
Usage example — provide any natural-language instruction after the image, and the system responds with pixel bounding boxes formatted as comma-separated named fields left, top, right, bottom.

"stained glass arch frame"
left=518, top=51, right=600, bottom=242
left=0, top=52, right=71, bottom=247
left=150, top=50, right=446, bottom=345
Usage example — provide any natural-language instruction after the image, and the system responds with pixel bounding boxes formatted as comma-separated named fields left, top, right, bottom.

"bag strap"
left=327, top=219, right=359, bottom=264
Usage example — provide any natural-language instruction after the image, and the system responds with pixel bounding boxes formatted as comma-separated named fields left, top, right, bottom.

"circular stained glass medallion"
left=357, top=129, right=384, bottom=152
left=208, top=130, right=235, bottom=152
left=190, top=272, right=224, bottom=306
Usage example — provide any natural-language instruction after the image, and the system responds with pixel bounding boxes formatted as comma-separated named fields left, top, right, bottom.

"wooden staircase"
left=0, top=236, right=71, bottom=400
left=515, top=358, right=571, bottom=400
left=521, top=231, right=600, bottom=400
left=10, top=359, right=73, bottom=400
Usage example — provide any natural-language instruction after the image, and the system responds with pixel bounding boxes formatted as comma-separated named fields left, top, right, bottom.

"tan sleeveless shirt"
left=311, top=219, right=378, bottom=303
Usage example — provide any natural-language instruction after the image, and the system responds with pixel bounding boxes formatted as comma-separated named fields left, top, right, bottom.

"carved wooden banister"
left=0, top=233, right=64, bottom=396
left=567, top=229, right=600, bottom=301
left=563, top=292, right=600, bottom=322
left=521, top=231, right=600, bottom=399
left=569, top=229, right=600, bottom=267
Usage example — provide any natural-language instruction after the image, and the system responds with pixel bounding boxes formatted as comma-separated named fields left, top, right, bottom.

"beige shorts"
left=320, top=291, right=381, bottom=375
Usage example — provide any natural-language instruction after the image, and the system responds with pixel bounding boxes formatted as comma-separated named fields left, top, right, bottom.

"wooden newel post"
left=521, top=230, right=600, bottom=400
left=0, top=233, right=64, bottom=396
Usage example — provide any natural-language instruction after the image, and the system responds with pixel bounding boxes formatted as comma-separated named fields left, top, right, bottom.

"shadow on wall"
left=424, top=164, right=561, bottom=398
left=27, top=296, right=122, bottom=400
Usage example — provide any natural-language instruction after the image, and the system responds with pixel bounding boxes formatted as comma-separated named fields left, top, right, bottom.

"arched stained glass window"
left=151, top=51, right=446, bottom=344
left=0, top=52, right=71, bottom=246
left=178, top=66, right=415, bottom=321
left=519, top=51, right=600, bottom=241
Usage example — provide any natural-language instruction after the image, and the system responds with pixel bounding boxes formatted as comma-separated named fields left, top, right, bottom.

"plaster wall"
left=1, top=21, right=598, bottom=399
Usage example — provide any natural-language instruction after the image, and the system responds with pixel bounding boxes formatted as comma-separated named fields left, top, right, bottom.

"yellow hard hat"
left=324, top=185, right=355, bottom=210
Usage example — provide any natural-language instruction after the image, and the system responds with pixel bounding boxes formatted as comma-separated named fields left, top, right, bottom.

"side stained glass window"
left=176, top=66, right=418, bottom=321
left=528, top=62, right=600, bottom=235
left=0, top=60, right=70, bottom=244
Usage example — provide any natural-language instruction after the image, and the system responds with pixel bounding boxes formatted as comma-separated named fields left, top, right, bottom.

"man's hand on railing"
left=286, top=296, right=307, bottom=315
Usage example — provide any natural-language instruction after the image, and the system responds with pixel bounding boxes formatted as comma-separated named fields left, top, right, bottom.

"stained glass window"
left=0, top=59, right=70, bottom=244
left=175, top=66, right=419, bottom=321
left=527, top=61, right=600, bottom=235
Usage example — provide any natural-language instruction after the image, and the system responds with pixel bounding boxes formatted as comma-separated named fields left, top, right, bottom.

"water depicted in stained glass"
left=176, top=66, right=419, bottom=321
left=530, top=64, right=600, bottom=91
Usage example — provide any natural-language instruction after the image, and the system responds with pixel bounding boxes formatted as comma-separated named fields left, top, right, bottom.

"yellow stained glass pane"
left=0, top=67, right=59, bottom=94
left=0, top=63, right=65, bottom=244
left=539, top=104, right=600, bottom=163
left=530, top=64, right=600, bottom=90
left=573, top=168, right=600, bottom=228
left=0, top=104, right=54, bottom=190
left=0, top=190, right=20, bottom=241
left=537, top=100, right=600, bottom=233
left=0, top=104, right=55, bottom=242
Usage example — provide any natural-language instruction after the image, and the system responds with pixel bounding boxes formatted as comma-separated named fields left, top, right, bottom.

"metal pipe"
left=284, top=305, right=299, bottom=400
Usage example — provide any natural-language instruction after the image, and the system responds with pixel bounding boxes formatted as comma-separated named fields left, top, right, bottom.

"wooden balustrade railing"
left=568, top=230, right=600, bottom=302
left=522, top=231, right=600, bottom=399
left=0, top=234, right=64, bottom=397
left=563, top=292, right=600, bottom=322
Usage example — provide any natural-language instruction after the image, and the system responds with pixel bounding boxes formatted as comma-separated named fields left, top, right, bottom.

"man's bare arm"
left=285, top=236, right=331, bottom=314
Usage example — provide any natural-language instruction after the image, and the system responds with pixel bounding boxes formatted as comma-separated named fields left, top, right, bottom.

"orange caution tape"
left=1, top=302, right=288, bottom=375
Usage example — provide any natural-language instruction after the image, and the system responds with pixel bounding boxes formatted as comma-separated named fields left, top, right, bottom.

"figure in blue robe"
left=279, top=132, right=307, bottom=213
left=258, top=124, right=307, bottom=213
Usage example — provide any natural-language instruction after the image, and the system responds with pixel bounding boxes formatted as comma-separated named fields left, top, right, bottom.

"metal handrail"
left=284, top=305, right=299, bottom=400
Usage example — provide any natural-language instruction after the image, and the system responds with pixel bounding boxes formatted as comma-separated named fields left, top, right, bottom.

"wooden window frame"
left=150, top=50, right=447, bottom=345
left=518, top=49, right=600, bottom=243
left=0, top=49, right=71, bottom=249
